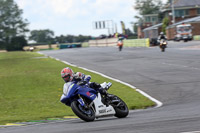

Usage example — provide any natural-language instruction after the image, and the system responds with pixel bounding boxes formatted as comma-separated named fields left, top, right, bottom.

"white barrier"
left=89, top=38, right=118, bottom=46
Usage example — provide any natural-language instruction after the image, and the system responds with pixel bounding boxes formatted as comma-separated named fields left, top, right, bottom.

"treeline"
left=29, top=29, right=93, bottom=45
left=28, top=29, right=136, bottom=45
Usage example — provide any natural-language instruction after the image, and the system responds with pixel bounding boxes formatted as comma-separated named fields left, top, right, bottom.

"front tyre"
left=111, top=95, right=129, bottom=118
left=161, top=45, right=166, bottom=52
left=71, top=101, right=95, bottom=122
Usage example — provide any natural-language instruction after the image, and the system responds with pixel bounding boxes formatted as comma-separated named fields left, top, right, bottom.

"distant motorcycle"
left=63, top=82, right=129, bottom=122
left=159, top=39, right=167, bottom=52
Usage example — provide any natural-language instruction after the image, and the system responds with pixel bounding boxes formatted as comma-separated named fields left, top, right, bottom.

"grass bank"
left=0, top=52, right=155, bottom=125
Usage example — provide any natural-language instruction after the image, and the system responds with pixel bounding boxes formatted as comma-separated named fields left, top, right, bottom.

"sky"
left=15, top=0, right=167, bottom=37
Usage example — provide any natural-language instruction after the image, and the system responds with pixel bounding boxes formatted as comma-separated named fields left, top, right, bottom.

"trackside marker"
left=181, top=131, right=200, bottom=133
left=5, top=123, right=25, bottom=126
left=63, top=116, right=78, bottom=119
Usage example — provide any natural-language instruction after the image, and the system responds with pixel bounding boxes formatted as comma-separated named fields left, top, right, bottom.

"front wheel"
left=160, top=45, right=166, bottom=52
left=110, top=95, right=129, bottom=118
left=71, top=101, right=95, bottom=122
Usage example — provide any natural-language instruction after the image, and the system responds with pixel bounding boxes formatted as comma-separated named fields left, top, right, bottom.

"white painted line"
left=38, top=52, right=163, bottom=108
left=136, top=89, right=163, bottom=108
left=181, top=131, right=200, bottom=133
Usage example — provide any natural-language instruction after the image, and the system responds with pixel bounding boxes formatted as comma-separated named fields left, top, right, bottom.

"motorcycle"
left=159, top=39, right=167, bottom=52
left=62, top=82, right=129, bottom=122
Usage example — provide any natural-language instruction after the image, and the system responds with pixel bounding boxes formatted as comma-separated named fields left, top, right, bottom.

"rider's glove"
left=84, top=75, right=91, bottom=82
left=74, top=72, right=84, bottom=80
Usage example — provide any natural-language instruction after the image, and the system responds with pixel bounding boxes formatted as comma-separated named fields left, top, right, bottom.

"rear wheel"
left=109, top=95, right=129, bottom=118
left=71, top=101, right=95, bottom=122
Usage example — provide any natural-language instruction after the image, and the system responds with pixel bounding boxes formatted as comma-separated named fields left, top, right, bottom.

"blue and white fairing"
left=60, top=81, right=97, bottom=106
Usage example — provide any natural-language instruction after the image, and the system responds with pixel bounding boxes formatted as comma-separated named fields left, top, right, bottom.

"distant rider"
left=60, top=67, right=107, bottom=104
left=158, top=32, right=167, bottom=46
left=158, top=32, right=167, bottom=41
left=117, top=40, right=123, bottom=51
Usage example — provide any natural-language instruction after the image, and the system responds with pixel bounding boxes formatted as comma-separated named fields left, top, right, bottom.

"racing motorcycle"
left=159, top=39, right=167, bottom=52
left=63, top=82, right=129, bottom=122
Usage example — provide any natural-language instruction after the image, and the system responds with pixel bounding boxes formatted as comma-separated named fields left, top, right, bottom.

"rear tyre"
left=71, top=101, right=95, bottom=122
left=110, top=95, right=129, bottom=118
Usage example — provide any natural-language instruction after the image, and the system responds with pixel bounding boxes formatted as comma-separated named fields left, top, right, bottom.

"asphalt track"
left=1, top=41, right=200, bottom=133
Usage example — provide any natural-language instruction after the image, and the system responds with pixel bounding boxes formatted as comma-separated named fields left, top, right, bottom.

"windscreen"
left=177, top=26, right=191, bottom=33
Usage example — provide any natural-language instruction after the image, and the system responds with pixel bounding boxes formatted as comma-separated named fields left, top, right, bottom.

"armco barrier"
left=123, top=38, right=150, bottom=47
left=193, top=35, right=200, bottom=41
left=59, top=43, right=81, bottom=49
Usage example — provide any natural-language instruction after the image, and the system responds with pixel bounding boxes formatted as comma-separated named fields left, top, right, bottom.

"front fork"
left=77, top=95, right=95, bottom=112
left=77, top=94, right=87, bottom=108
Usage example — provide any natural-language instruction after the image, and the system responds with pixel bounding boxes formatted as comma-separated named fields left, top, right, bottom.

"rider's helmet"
left=160, top=32, right=164, bottom=35
left=61, top=67, right=74, bottom=82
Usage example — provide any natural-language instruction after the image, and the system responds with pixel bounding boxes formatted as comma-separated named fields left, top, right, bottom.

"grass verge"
left=0, top=52, right=155, bottom=125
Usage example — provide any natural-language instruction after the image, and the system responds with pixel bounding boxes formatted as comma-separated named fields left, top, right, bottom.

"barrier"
left=59, top=43, right=81, bottom=49
left=89, top=38, right=118, bottom=46
left=123, top=38, right=150, bottom=47
left=88, top=38, right=150, bottom=47
left=81, top=42, right=89, bottom=47
left=193, top=35, right=200, bottom=41
left=24, top=39, right=150, bottom=51
left=23, top=44, right=58, bottom=51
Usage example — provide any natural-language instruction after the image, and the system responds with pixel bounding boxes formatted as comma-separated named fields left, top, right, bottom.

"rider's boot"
left=98, top=87, right=107, bottom=95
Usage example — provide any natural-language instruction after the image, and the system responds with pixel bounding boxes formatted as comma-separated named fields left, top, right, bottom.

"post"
left=172, top=0, right=175, bottom=24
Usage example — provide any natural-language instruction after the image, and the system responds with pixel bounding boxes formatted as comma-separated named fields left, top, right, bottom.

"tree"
left=0, top=0, right=29, bottom=50
left=6, top=36, right=27, bottom=51
left=29, top=29, right=55, bottom=44
left=54, top=34, right=92, bottom=43
left=134, top=0, right=164, bottom=24
left=134, top=0, right=163, bottom=16
left=162, top=17, right=169, bottom=34
left=55, top=35, right=65, bottom=43
left=125, top=28, right=133, bottom=36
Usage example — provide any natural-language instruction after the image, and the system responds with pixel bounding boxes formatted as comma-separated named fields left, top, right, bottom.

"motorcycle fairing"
left=93, top=93, right=116, bottom=117
left=77, top=85, right=97, bottom=101
left=61, top=82, right=97, bottom=106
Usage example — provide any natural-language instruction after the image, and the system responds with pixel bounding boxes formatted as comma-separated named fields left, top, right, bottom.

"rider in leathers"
left=158, top=32, right=167, bottom=47
left=60, top=67, right=106, bottom=105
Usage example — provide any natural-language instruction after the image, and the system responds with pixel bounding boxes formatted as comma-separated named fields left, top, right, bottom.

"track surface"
left=1, top=41, right=200, bottom=133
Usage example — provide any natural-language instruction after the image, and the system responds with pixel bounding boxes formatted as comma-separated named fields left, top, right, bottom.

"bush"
left=162, top=17, right=169, bottom=34
left=6, top=36, right=28, bottom=51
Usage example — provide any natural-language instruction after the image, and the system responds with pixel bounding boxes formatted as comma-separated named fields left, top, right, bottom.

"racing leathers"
left=60, top=72, right=105, bottom=104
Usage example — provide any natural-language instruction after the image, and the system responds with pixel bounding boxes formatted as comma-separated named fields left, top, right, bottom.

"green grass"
left=0, top=52, right=155, bottom=125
